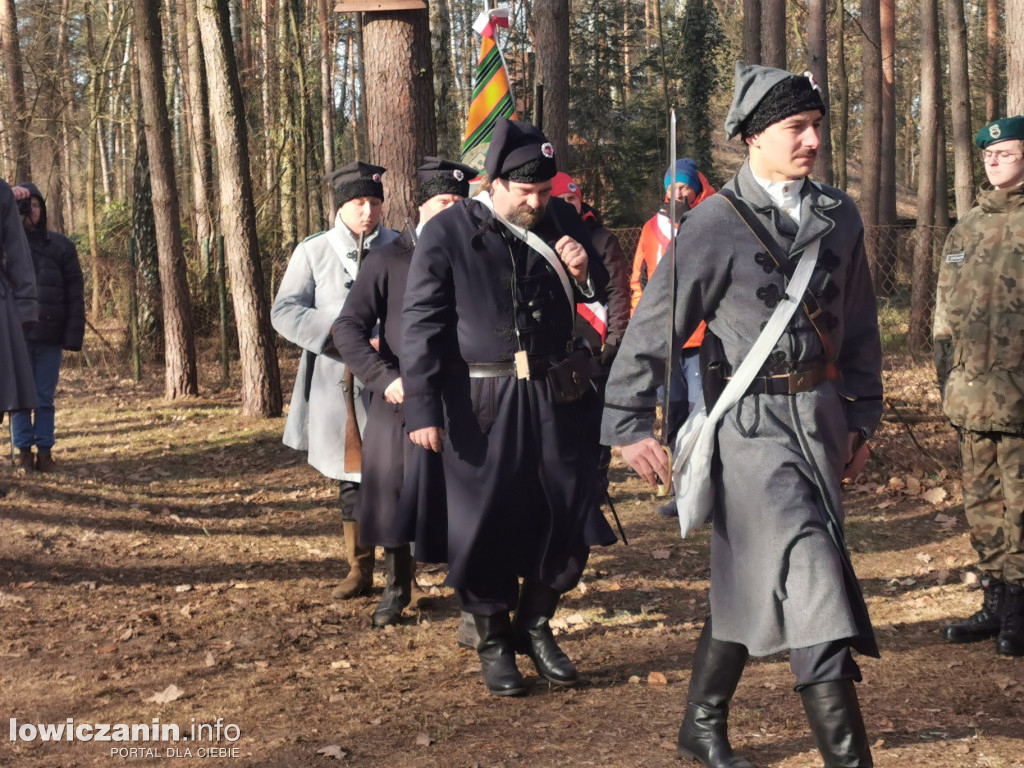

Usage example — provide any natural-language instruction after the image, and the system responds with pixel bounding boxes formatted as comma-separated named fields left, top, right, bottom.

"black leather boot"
left=473, top=613, right=526, bottom=696
left=676, top=619, right=752, bottom=768
left=996, top=584, right=1024, bottom=657
left=800, top=680, right=873, bottom=768
left=371, top=545, right=413, bottom=627
left=943, top=578, right=1005, bottom=643
left=513, top=581, right=578, bottom=686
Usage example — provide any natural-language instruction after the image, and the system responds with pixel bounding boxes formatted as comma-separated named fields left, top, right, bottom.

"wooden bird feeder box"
left=335, top=0, right=426, bottom=11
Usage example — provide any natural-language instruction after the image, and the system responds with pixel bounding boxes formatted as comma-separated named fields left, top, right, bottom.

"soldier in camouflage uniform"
left=934, top=115, right=1024, bottom=658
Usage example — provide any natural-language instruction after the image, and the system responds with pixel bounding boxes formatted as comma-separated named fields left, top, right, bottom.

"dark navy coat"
left=401, top=195, right=616, bottom=596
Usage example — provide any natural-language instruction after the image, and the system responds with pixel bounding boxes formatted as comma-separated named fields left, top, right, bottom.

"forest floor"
left=1, top=358, right=1022, bottom=768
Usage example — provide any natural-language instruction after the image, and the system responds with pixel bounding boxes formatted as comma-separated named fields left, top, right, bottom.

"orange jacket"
left=629, top=171, right=715, bottom=348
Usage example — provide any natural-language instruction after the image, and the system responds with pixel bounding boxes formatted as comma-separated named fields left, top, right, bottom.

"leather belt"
left=730, top=363, right=836, bottom=396
left=466, top=359, right=554, bottom=378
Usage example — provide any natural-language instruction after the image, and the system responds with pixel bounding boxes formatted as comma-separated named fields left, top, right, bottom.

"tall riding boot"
left=371, top=545, right=413, bottom=626
left=512, top=581, right=578, bottom=686
left=943, top=577, right=1005, bottom=643
left=800, top=680, right=873, bottom=768
left=676, top=619, right=753, bottom=768
left=473, top=612, right=525, bottom=696
left=331, top=520, right=374, bottom=599
left=996, top=583, right=1024, bottom=657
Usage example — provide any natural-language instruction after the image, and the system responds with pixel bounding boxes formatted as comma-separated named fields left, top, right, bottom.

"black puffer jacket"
left=19, top=182, right=85, bottom=350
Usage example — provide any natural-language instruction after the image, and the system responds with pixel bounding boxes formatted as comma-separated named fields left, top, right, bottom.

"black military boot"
left=371, top=545, right=413, bottom=627
left=473, top=612, right=526, bottom=696
left=676, top=619, right=753, bottom=768
left=996, top=584, right=1024, bottom=657
left=942, top=578, right=1005, bottom=643
left=512, top=581, right=578, bottom=686
left=800, top=680, right=873, bottom=768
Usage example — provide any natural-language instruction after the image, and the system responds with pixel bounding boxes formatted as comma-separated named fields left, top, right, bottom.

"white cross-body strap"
left=705, top=238, right=821, bottom=423
left=475, top=192, right=575, bottom=308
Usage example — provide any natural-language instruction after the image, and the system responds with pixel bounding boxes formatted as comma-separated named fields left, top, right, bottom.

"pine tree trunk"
left=835, top=0, right=849, bottom=190
left=761, top=0, right=786, bottom=68
left=197, top=0, right=283, bottom=417
left=531, top=0, right=570, bottom=166
left=808, top=0, right=832, bottom=184
left=743, top=0, right=761, bottom=64
left=318, top=0, right=335, bottom=212
left=879, top=0, right=896, bottom=227
left=1007, top=0, right=1024, bottom=113
left=910, top=0, right=940, bottom=354
left=859, top=0, right=882, bottom=283
left=134, top=0, right=199, bottom=398
left=985, top=0, right=999, bottom=121
left=0, top=0, right=32, bottom=181
left=430, top=0, right=459, bottom=158
left=944, top=0, right=974, bottom=217
left=363, top=10, right=437, bottom=227
left=180, top=0, right=215, bottom=254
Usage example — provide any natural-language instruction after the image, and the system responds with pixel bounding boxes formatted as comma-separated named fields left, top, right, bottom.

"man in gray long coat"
left=272, top=162, right=398, bottom=599
left=602, top=63, right=882, bottom=768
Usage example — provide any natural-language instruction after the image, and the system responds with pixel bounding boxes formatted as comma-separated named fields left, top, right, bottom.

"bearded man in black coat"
left=401, top=119, right=616, bottom=696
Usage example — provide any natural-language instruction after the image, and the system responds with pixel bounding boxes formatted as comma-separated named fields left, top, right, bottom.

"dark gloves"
left=599, top=339, right=619, bottom=368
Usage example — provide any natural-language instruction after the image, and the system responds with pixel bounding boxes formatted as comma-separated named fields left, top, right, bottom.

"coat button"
left=344, top=279, right=353, bottom=289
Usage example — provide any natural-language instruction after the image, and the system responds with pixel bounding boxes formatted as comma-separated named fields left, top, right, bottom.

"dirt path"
left=1, top=368, right=1021, bottom=767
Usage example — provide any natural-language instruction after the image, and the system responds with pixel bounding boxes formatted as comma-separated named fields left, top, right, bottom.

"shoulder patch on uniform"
left=945, top=252, right=965, bottom=263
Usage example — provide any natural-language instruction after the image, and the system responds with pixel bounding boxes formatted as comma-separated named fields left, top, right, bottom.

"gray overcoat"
left=602, top=161, right=883, bottom=657
left=271, top=215, right=398, bottom=481
left=1, top=180, right=38, bottom=413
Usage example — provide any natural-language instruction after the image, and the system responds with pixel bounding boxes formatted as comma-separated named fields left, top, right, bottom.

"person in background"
left=1, top=181, right=37, bottom=497
left=934, top=115, right=1024, bottom=658
left=331, top=157, right=476, bottom=627
left=630, top=159, right=716, bottom=516
left=10, top=182, right=85, bottom=473
left=401, top=119, right=615, bottom=696
left=551, top=171, right=630, bottom=500
left=272, top=162, right=399, bottom=600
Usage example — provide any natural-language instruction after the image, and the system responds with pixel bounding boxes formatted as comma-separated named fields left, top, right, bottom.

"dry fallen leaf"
left=316, top=745, right=348, bottom=759
left=647, top=671, right=668, bottom=686
left=923, top=487, right=948, bottom=506
left=414, top=733, right=434, bottom=747
left=651, top=549, right=671, bottom=560
left=144, top=684, right=184, bottom=704
left=204, top=652, right=216, bottom=668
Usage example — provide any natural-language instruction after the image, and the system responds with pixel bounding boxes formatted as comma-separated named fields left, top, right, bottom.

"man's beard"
left=506, top=204, right=545, bottom=229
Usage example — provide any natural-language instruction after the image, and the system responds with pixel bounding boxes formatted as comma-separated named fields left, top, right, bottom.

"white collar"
left=751, top=171, right=804, bottom=224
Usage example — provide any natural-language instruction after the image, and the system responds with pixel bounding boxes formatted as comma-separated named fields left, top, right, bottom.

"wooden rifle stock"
left=342, top=232, right=366, bottom=474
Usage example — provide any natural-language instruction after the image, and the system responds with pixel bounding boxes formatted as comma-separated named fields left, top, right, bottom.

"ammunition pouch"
left=699, top=331, right=730, bottom=411
left=548, top=347, right=593, bottom=403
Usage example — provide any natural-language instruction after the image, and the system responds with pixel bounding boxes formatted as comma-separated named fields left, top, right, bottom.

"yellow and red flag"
left=460, top=8, right=516, bottom=171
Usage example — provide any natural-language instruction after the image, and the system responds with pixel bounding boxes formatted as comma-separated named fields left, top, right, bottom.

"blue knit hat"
left=664, top=158, right=702, bottom=196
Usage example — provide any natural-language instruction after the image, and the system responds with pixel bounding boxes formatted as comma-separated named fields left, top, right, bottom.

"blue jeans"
left=11, top=342, right=63, bottom=451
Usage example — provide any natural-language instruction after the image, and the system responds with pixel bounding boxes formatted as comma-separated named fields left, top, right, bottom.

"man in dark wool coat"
left=401, top=118, right=616, bottom=697
left=602, top=63, right=883, bottom=768
left=331, top=156, right=477, bottom=628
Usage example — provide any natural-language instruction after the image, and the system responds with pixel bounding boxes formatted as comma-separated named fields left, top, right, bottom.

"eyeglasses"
left=981, top=148, right=1023, bottom=163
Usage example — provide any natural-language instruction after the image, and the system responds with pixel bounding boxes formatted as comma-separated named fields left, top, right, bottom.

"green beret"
left=975, top=116, right=1024, bottom=148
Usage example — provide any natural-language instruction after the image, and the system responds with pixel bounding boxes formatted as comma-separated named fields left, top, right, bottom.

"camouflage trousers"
left=958, top=430, right=1024, bottom=586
